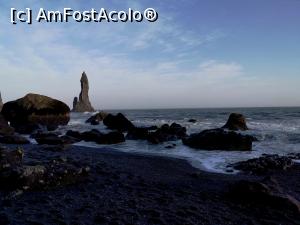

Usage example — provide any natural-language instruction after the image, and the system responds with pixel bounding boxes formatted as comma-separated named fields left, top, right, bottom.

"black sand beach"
left=1, top=144, right=300, bottom=225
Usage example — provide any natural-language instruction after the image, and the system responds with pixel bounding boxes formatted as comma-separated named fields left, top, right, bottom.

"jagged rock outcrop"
left=222, top=113, right=248, bottom=131
left=72, top=72, right=95, bottom=112
left=147, top=123, right=187, bottom=144
left=0, top=92, right=3, bottom=112
left=103, top=113, right=135, bottom=131
left=86, top=111, right=108, bottom=125
left=1, top=93, right=70, bottom=134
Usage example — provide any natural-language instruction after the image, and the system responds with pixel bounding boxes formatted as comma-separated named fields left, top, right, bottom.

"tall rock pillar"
left=72, top=72, right=95, bottom=112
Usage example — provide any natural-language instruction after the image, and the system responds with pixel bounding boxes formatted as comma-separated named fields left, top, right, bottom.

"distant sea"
left=43, top=107, right=300, bottom=173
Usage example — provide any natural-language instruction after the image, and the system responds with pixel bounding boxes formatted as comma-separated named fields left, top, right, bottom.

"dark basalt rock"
left=66, top=129, right=125, bottom=145
left=229, top=154, right=294, bottom=174
left=81, top=129, right=102, bottom=142
left=66, top=130, right=82, bottom=139
left=1, top=93, right=70, bottom=134
left=188, top=119, right=197, bottom=123
left=148, top=123, right=187, bottom=144
left=0, top=146, right=89, bottom=191
left=0, top=115, right=14, bottom=136
left=72, top=72, right=95, bottom=112
left=222, top=113, right=248, bottom=131
left=126, top=127, right=150, bottom=140
left=182, top=128, right=254, bottom=151
left=35, top=135, right=79, bottom=146
left=103, top=113, right=134, bottom=131
left=0, top=135, right=30, bottom=144
left=30, top=131, right=61, bottom=139
left=86, top=111, right=108, bottom=125
left=1, top=161, right=89, bottom=191
left=230, top=178, right=300, bottom=213
left=34, top=132, right=80, bottom=145
left=12, top=123, right=41, bottom=135
left=96, top=132, right=125, bottom=144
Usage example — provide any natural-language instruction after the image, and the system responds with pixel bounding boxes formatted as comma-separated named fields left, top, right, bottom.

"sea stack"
left=72, top=72, right=95, bottom=112
left=0, top=92, right=3, bottom=112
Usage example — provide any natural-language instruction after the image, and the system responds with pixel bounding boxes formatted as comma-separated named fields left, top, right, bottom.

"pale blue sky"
left=0, top=0, right=299, bottom=109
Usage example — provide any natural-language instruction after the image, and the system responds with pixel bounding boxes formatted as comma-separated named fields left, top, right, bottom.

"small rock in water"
left=182, top=128, right=254, bottom=151
left=148, top=123, right=187, bottom=144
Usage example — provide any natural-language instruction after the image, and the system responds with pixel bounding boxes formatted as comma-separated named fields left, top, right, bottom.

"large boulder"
left=182, top=128, right=254, bottom=151
left=86, top=111, right=108, bottom=125
left=72, top=72, right=95, bottom=112
left=229, top=154, right=294, bottom=174
left=0, top=115, right=14, bottom=136
left=222, top=113, right=248, bottom=131
left=1, top=93, right=70, bottom=134
left=103, top=113, right=134, bottom=131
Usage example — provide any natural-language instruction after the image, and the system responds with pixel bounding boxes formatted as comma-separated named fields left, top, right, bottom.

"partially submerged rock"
left=34, top=133, right=80, bottom=146
left=148, top=123, right=187, bottom=144
left=72, top=72, right=95, bottom=112
left=229, top=154, right=294, bottom=174
left=66, top=129, right=125, bottom=145
left=103, top=113, right=134, bottom=131
left=126, top=127, right=150, bottom=140
left=86, top=111, right=108, bottom=125
left=1, top=93, right=70, bottom=134
left=182, top=128, right=255, bottom=151
left=96, top=131, right=125, bottom=144
left=222, top=113, right=248, bottom=131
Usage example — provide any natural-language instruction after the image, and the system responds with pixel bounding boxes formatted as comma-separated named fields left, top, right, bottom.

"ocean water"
left=56, top=107, right=300, bottom=173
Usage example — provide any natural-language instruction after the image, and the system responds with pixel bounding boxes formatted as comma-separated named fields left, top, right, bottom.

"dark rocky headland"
left=0, top=74, right=299, bottom=224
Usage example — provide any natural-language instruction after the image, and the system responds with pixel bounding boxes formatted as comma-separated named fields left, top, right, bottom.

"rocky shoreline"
left=0, top=144, right=299, bottom=225
left=0, top=74, right=299, bottom=224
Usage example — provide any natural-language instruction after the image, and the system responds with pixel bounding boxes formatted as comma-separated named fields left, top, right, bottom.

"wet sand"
left=0, top=144, right=300, bottom=225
